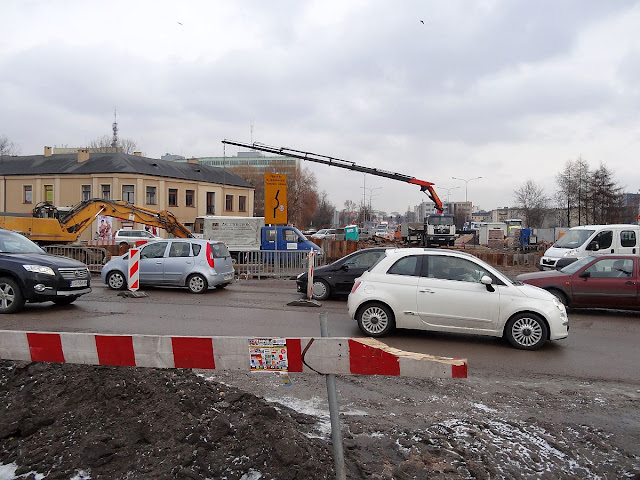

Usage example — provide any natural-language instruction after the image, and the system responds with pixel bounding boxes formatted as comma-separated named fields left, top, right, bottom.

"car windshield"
left=553, top=230, right=595, bottom=248
left=560, top=256, right=596, bottom=274
left=427, top=215, right=454, bottom=226
left=0, top=231, right=46, bottom=254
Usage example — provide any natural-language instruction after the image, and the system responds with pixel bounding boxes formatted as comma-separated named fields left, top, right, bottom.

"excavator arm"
left=222, top=140, right=444, bottom=213
left=59, top=199, right=193, bottom=239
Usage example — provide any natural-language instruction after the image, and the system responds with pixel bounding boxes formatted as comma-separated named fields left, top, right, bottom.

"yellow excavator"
left=0, top=198, right=193, bottom=244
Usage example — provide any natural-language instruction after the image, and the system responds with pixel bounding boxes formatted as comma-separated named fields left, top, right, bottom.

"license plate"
left=70, top=280, right=88, bottom=287
left=224, top=273, right=233, bottom=281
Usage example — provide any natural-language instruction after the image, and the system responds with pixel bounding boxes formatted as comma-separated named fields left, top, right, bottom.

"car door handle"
left=419, top=288, right=434, bottom=293
left=156, top=261, right=162, bottom=264
left=626, top=281, right=636, bottom=285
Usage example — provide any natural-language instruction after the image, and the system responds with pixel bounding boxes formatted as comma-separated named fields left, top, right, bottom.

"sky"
left=2, top=0, right=640, bottom=215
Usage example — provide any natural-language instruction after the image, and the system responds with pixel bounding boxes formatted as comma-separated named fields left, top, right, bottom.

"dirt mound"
left=0, top=361, right=335, bottom=479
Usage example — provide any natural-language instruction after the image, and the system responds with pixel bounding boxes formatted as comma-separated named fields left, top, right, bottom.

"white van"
left=539, top=224, right=640, bottom=270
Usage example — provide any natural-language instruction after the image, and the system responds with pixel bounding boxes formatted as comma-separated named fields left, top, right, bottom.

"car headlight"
left=562, top=249, right=578, bottom=258
left=23, top=265, right=55, bottom=275
left=552, top=297, right=567, bottom=314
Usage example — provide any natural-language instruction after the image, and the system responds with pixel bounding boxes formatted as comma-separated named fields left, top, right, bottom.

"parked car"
left=310, top=229, right=330, bottom=239
left=347, top=248, right=569, bottom=350
left=517, top=255, right=638, bottom=310
left=114, top=229, right=161, bottom=248
left=296, top=247, right=390, bottom=300
left=0, top=228, right=91, bottom=313
left=101, top=238, right=234, bottom=293
left=311, top=229, right=338, bottom=240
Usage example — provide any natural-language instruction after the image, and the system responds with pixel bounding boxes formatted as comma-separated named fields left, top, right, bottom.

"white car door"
left=416, top=255, right=501, bottom=332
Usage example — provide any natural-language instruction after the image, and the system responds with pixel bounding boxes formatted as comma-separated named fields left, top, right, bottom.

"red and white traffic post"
left=128, top=248, right=140, bottom=292
left=306, top=250, right=315, bottom=300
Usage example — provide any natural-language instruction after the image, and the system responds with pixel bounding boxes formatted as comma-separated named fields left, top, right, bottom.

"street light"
left=439, top=186, right=461, bottom=204
left=452, top=176, right=482, bottom=223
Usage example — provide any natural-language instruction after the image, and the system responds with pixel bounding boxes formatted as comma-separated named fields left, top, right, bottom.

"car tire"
left=0, top=277, right=26, bottom=314
left=356, top=302, right=395, bottom=337
left=187, top=274, right=208, bottom=294
left=547, top=289, right=568, bottom=307
left=52, top=296, right=78, bottom=306
left=505, top=313, right=548, bottom=350
left=312, top=279, right=331, bottom=301
left=106, top=271, right=127, bottom=290
left=215, top=283, right=229, bottom=289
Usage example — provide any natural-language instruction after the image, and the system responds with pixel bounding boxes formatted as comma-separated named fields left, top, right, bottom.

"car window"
left=425, top=256, right=491, bottom=283
left=141, top=241, right=168, bottom=259
left=620, top=231, right=637, bottom=247
left=592, top=230, right=613, bottom=250
left=210, top=243, right=230, bottom=258
left=585, top=258, right=633, bottom=278
left=192, top=243, right=202, bottom=256
left=387, top=255, right=420, bottom=276
left=169, top=242, right=191, bottom=257
left=345, top=250, right=385, bottom=268
left=283, top=230, right=298, bottom=242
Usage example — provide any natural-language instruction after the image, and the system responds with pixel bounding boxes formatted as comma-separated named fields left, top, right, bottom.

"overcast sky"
left=2, top=0, right=640, bottom=215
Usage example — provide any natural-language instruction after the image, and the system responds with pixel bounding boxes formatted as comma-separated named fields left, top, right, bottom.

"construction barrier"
left=43, top=245, right=109, bottom=273
left=128, top=248, right=140, bottom=291
left=0, top=331, right=467, bottom=379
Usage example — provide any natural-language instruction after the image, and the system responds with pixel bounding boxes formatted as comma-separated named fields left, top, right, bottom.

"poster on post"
left=248, top=338, right=289, bottom=372
left=97, top=215, right=113, bottom=240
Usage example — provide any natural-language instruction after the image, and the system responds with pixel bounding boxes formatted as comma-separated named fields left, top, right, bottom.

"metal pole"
left=320, top=312, right=347, bottom=480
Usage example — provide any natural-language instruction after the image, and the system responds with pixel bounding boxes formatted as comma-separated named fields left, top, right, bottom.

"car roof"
left=382, top=247, right=478, bottom=259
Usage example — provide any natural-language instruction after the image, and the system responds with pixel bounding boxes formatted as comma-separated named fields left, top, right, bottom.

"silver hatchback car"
left=101, top=238, right=234, bottom=293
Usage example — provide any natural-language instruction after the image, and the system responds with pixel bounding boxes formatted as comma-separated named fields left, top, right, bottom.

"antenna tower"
left=111, top=109, right=119, bottom=149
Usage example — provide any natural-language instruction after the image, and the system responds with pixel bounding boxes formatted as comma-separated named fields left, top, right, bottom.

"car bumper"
left=206, top=269, right=235, bottom=286
left=540, top=257, right=577, bottom=270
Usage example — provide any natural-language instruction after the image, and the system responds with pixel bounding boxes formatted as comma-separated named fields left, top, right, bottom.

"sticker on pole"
left=248, top=338, right=289, bottom=372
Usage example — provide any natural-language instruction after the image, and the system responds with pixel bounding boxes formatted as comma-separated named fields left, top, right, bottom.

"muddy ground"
left=1, top=359, right=638, bottom=479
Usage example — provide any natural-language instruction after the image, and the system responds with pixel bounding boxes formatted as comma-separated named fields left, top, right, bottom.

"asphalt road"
left=2, top=275, right=639, bottom=384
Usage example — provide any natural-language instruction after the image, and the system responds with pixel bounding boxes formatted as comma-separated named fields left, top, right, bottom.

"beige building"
left=0, top=147, right=255, bottom=241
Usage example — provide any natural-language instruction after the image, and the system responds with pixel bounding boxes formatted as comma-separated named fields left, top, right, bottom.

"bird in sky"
left=177, top=21, right=183, bottom=25
left=420, top=20, right=425, bottom=24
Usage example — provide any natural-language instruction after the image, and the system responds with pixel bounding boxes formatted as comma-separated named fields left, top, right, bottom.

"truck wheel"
left=0, top=277, right=26, bottom=314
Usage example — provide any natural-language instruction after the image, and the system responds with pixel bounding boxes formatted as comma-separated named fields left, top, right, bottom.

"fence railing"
left=233, top=250, right=326, bottom=279
left=43, top=245, right=110, bottom=273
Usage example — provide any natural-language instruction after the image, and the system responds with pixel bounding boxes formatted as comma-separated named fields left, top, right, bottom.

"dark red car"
left=516, top=255, right=638, bottom=310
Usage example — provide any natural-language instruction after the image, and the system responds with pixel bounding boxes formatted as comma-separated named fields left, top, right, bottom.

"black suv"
left=0, top=228, right=91, bottom=314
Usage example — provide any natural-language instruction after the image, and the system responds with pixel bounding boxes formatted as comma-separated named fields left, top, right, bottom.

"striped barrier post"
left=128, top=248, right=140, bottom=292
left=0, top=330, right=467, bottom=379
left=307, top=250, right=315, bottom=300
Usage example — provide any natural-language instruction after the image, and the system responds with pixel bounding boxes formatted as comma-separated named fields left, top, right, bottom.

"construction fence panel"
left=43, top=245, right=110, bottom=273
left=233, top=250, right=327, bottom=279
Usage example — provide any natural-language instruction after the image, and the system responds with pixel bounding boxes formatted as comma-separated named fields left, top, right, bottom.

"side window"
left=141, top=242, right=168, bottom=259
left=584, top=258, right=633, bottom=278
left=169, top=243, right=191, bottom=257
left=387, top=256, right=420, bottom=276
left=345, top=251, right=384, bottom=268
left=620, top=231, right=636, bottom=248
left=284, top=230, right=298, bottom=242
left=593, top=231, right=613, bottom=249
left=192, top=244, right=202, bottom=256
left=426, top=256, right=489, bottom=283
left=265, top=228, right=276, bottom=242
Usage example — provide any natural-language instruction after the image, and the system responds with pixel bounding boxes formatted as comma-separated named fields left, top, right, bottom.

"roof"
left=0, top=152, right=254, bottom=189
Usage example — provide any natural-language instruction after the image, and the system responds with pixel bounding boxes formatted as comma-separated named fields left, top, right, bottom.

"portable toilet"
left=345, top=224, right=359, bottom=241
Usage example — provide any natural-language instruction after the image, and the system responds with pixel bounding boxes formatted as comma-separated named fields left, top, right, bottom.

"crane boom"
left=222, top=140, right=443, bottom=212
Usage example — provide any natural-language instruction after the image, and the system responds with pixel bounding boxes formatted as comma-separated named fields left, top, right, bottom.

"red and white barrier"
left=0, top=331, right=467, bottom=379
left=307, top=251, right=315, bottom=300
left=128, top=248, right=140, bottom=291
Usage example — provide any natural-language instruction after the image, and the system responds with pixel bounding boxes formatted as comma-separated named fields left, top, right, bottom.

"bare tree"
left=287, top=167, right=319, bottom=228
left=87, top=135, right=139, bottom=154
left=588, top=163, right=624, bottom=224
left=310, top=191, right=335, bottom=229
left=0, top=135, right=20, bottom=156
left=513, top=179, right=549, bottom=228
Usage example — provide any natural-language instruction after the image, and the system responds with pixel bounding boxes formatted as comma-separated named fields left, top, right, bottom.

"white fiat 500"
left=348, top=248, right=568, bottom=350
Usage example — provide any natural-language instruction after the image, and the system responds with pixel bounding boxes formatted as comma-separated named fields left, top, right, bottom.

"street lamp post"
left=440, top=186, right=461, bottom=204
left=452, top=176, right=482, bottom=222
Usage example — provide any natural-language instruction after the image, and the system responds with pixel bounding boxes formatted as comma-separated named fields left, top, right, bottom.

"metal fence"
left=233, top=250, right=326, bottom=279
left=43, top=245, right=110, bottom=273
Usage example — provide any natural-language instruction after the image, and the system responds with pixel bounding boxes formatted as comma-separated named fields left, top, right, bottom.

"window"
left=345, top=251, right=385, bottom=269
left=387, top=256, right=420, bottom=276
left=592, top=230, right=613, bottom=250
left=239, top=195, right=247, bottom=212
left=44, top=185, right=53, bottom=203
left=168, top=188, right=178, bottom=207
left=284, top=229, right=298, bottom=242
left=82, top=185, right=91, bottom=201
left=585, top=258, right=634, bottom=278
left=23, top=185, right=32, bottom=204
left=620, top=231, right=637, bottom=248
left=146, top=186, right=157, bottom=205
left=426, top=256, right=489, bottom=283
left=225, top=195, right=233, bottom=212
left=122, top=185, right=134, bottom=203
left=186, top=190, right=194, bottom=207
left=101, top=185, right=111, bottom=200
left=206, top=192, right=215, bottom=215
left=169, top=242, right=191, bottom=257
left=264, top=228, right=276, bottom=242
left=141, top=242, right=168, bottom=259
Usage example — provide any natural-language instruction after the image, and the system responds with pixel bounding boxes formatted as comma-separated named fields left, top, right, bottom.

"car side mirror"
left=481, top=275, right=495, bottom=292
left=586, top=241, right=599, bottom=251
left=341, top=264, right=350, bottom=271
left=579, top=271, right=591, bottom=278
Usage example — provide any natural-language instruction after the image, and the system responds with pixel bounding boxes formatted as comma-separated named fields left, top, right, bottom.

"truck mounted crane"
left=221, top=140, right=444, bottom=213
left=0, top=198, right=193, bottom=245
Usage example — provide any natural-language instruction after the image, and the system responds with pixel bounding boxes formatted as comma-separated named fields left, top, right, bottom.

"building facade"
left=0, top=147, right=255, bottom=241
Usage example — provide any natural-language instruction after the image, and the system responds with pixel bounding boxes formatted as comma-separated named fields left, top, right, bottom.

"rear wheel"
left=53, top=296, right=78, bottom=306
left=505, top=313, right=548, bottom=350
left=187, top=274, right=207, bottom=294
left=356, top=302, right=395, bottom=337
left=312, top=279, right=331, bottom=301
left=106, top=271, right=127, bottom=290
left=0, top=277, right=25, bottom=314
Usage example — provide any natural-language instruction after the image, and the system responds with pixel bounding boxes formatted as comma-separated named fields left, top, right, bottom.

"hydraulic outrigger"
left=221, top=140, right=444, bottom=213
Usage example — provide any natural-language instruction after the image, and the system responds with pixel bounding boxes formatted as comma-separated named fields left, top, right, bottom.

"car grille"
left=59, top=268, right=90, bottom=280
